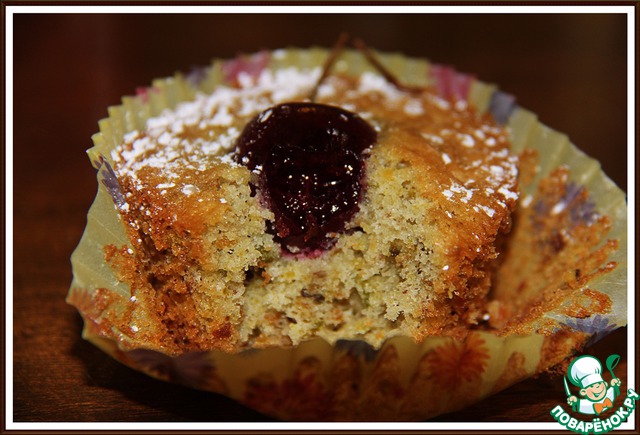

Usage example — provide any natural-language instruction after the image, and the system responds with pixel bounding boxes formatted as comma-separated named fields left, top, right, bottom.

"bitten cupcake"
left=67, top=43, right=627, bottom=421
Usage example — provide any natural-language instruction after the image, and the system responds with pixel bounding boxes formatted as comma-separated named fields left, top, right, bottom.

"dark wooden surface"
left=11, top=11, right=630, bottom=425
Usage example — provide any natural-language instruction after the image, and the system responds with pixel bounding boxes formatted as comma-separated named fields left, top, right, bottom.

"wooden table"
left=10, top=10, right=630, bottom=426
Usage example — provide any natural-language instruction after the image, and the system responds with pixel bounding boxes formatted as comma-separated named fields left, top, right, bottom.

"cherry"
left=235, top=102, right=377, bottom=255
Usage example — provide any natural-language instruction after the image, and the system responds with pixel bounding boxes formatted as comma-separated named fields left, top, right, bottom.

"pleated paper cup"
left=67, top=48, right=627, bottom=421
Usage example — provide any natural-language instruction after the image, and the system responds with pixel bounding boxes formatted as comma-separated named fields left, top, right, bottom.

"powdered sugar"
left=441, top=135, right=519, bottom=211
left=459, top=134, right=475, bottom=148
left=403, top=99, right=424, bottom=116
left=421, top=132, right=444, bottom=145
left=357, top=72, right=405, bottom=102
left=111, top=62, right=519, bottom=215
left=443, top=182, right=475, bottom=203
left=112, top=67, right=324, bottom=190
left=474, top=204, right=496, bottom=217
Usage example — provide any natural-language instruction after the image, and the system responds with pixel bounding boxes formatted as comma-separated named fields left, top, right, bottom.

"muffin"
left=67, top=46, right=626, bottom=421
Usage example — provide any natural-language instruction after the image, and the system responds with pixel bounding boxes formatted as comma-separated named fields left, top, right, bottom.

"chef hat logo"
left=568, top=355, right=605, bottom=389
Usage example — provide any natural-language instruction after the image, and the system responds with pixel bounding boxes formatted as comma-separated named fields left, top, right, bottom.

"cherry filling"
left=234, top=103, right=377, bottom=255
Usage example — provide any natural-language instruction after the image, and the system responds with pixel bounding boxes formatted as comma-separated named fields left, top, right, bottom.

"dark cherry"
left=234, top=102, right=377, bottom=255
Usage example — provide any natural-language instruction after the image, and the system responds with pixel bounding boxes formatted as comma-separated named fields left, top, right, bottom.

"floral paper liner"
left=67, top=48, right=627, bottom=421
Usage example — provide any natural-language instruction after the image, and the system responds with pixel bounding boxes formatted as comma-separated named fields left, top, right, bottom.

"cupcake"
left=67, top=44, right=627, bottom=421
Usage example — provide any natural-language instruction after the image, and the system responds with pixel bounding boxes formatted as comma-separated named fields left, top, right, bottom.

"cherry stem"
left=309, top=32, right=350, bottom=102
left=309, top=35, right=427, bottom=102
left=352, top=38, right=426, bottom=94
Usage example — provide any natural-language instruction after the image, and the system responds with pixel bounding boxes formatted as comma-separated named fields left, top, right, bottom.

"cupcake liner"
left=67, top=48, right=627, bottom=421
left=494, top=107, right=627, bottom=336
